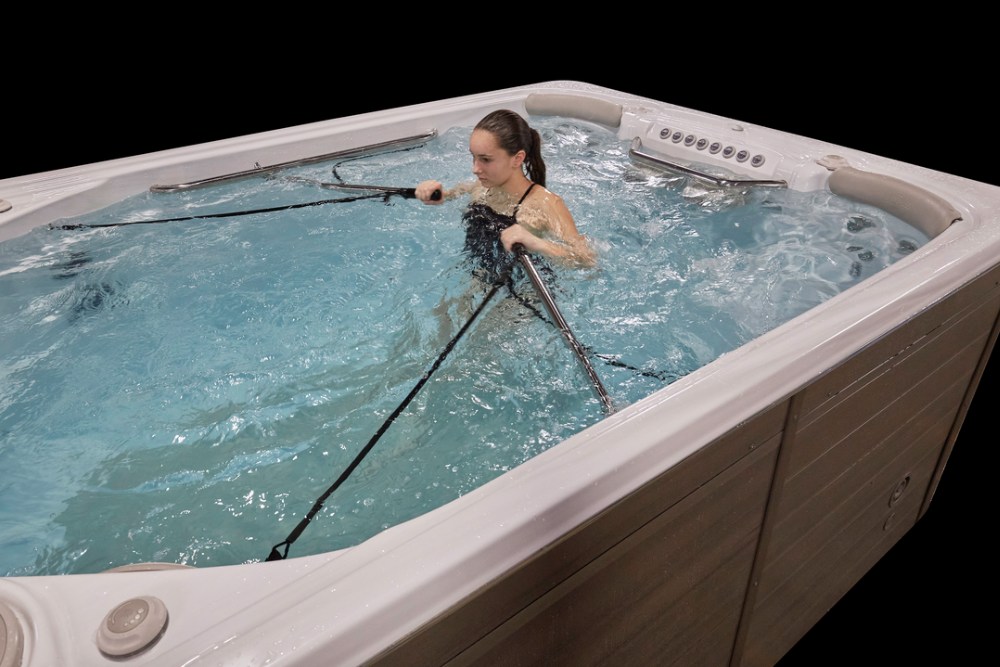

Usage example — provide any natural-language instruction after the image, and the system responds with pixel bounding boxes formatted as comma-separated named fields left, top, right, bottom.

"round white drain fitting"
left=96, top=595, right=168, bottom=658
left=1, top=599, right=24, bottom=667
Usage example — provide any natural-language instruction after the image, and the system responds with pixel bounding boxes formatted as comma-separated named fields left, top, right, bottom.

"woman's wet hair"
left=475, top=110, right=546, bottom=187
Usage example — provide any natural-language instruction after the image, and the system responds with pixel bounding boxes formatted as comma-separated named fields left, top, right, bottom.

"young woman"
left=415, top=109, right=596, bottom=286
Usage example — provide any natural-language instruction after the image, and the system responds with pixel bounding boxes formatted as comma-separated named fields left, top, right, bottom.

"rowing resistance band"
left=281, top=175, right=441, bottom=201
left=53, top=181, right=440, bottom=230
left=265, top=269, right=509, bottom=562
left=50, top=193, right=390, bottom=230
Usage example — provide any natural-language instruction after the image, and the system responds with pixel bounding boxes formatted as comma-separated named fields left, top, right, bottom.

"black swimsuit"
left=462, top=183, right=538, bottom=286
left=462, top=185, right=668, bottom=382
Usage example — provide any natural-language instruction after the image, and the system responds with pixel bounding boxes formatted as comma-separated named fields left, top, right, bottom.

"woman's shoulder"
left=524, top=185, right=570, bottom=215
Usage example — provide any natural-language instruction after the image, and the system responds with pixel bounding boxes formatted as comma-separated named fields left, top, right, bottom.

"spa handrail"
left=513, top=244, right=616, bottom=415
left=629, top=138, right=787, bottom=188
left=149, top=132, right=438, bottom=193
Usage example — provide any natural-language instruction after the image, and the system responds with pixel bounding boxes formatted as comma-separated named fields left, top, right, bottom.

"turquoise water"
left=0, top=118, right=926, bottom=576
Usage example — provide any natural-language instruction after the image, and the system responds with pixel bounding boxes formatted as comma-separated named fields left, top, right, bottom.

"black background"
left=3, top=46, right=993, bottom=665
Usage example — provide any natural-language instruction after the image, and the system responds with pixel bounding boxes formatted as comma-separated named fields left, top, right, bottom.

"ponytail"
left=523, top=128, right=546, bottom=187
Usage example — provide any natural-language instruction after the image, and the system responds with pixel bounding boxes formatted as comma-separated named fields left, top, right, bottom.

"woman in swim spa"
left=415, top=109, right=596, bottom=286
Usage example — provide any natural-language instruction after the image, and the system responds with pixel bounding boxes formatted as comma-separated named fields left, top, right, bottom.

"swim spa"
left=1, top=81, right=998, bottom=666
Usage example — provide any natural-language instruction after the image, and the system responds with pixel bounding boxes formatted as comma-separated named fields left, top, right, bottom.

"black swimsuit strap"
left=512, top=182, right=535, bottom=218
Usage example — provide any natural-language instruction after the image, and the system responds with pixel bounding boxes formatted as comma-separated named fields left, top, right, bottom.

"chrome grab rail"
left=150, top=131, right=438, bottom=193
left=628, top=138, right=787, bottom=188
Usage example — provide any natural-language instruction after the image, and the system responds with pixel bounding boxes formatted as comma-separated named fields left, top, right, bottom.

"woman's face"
left=469, top=129, right=524, bottom=189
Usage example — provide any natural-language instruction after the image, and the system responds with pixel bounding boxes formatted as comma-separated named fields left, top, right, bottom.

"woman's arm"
left=415, top=180, right=477, bottom=204
left=501, top=190, right=596, bottom=267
